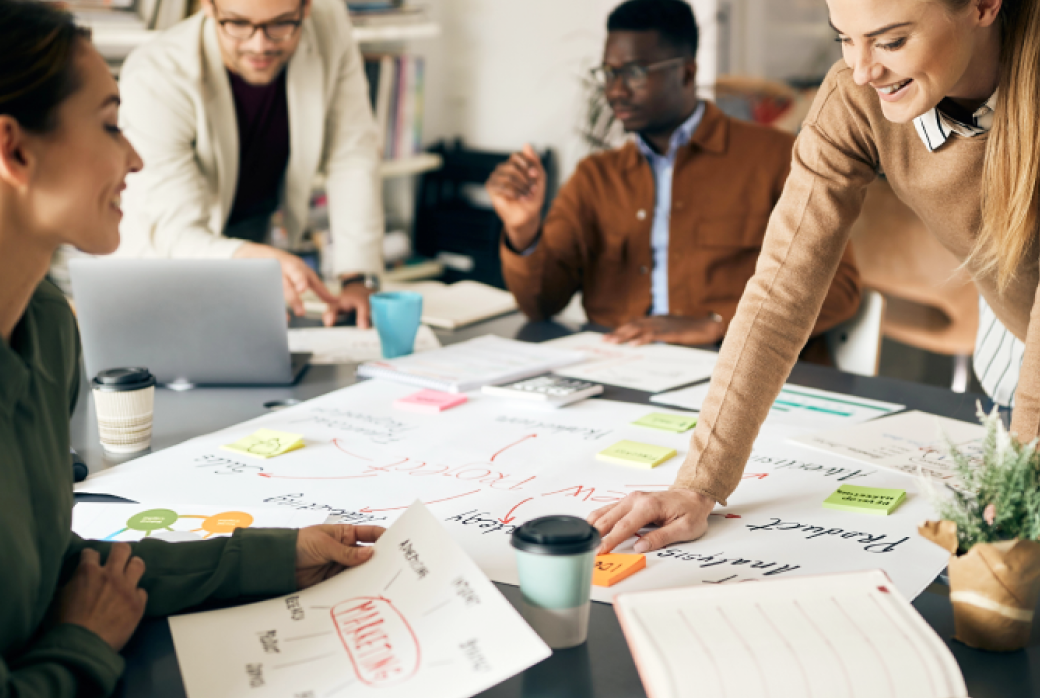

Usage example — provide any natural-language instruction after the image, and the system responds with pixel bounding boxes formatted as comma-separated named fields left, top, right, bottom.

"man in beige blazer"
left=115, top=0, right=383, bottom=326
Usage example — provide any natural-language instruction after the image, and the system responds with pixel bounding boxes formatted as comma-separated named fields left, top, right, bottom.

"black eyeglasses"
left=590, top=57, right=687, bottom=90
left=213, top=1, right=304, bottom=42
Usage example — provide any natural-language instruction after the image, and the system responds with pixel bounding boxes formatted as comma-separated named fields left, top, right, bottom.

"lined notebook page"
left=616, top=570, right=966, bottom=698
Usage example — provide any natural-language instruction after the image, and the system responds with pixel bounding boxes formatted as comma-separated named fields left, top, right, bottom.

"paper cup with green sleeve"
left=511, top=515, right=601, bottom=649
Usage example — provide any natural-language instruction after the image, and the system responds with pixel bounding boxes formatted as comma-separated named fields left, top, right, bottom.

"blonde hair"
left=957, top=0, right=1040, bottom=291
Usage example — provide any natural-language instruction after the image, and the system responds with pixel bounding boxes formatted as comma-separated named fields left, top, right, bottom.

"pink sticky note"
left=393, top=390, right=468, bottom=414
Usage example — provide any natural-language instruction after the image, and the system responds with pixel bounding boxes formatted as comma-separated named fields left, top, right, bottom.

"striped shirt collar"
left=913, top=91, right=997, bottom=153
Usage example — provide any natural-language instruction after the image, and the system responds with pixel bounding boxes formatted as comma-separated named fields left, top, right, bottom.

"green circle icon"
left=126, top=508, right=179, bottom=533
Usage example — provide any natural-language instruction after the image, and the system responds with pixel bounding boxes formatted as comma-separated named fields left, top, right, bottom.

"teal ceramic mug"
left=511, top=515, right=601, bottom=649
left=370, top=291, right=423, bottom=358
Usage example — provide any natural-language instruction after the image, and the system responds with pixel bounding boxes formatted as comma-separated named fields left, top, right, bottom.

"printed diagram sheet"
left=78, top=380, right=950, bottom=603
left=169, top=503, right=550, bottom=698
left=545, top=332, right=718, bottom=392
left=72, top=502, right=328, bottom=542
left=791, top=411, right=986, bottom=492
left=652, top=382, right=904, bottom=435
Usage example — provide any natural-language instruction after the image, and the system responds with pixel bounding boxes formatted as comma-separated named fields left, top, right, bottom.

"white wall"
left=417, top=0, right=719, bottom=179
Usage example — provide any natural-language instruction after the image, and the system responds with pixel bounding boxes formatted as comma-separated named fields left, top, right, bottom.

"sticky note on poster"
left=221, top=429, right=304, bottom=459
left=823, top=485, right=906, bottom=516
left=394, top=389, right=468, bottom=414
left=596, top=440, right=677, bottom=469
left=632, top=412, right=697, bottom=433
left=593, top=553, right=646, bottom=587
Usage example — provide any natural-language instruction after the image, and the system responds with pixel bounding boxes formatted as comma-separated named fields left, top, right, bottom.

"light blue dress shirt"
left=635, top=101, right=705, bottom=316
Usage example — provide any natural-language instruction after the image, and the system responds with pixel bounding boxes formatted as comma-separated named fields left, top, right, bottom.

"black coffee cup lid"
left=92, top=367, right=156, bottom=392
left=511, top=515, right=601, bottom=555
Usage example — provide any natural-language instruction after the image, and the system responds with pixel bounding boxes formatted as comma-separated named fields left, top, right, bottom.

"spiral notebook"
left=615, top=569, right=966, bottom=698
left=356, top=335, right=587, bottom=393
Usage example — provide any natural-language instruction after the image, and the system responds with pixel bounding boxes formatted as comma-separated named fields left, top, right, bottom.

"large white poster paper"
left=168, top=503, right=550, bottom=698
left=78, top=380, right=949, bottom=603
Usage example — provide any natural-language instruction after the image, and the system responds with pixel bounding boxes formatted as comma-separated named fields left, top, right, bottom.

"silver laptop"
left=69, top=259, right=309, bottom=387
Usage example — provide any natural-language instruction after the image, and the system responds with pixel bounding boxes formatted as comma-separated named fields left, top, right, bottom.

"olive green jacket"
left=0, top=281, right=298, bottom=697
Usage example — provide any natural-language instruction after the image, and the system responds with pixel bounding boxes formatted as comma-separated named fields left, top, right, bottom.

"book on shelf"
left=364, top=54, right=425, bottom=161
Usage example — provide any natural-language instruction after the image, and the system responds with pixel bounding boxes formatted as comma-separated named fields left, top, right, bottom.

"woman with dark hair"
left=0, top=2, right=382, bottom=694
left=593, top=0, right=1040, bottom=552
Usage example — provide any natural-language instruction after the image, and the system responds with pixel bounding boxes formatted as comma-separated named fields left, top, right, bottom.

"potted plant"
left=919, top=404, right=1040, bottom=651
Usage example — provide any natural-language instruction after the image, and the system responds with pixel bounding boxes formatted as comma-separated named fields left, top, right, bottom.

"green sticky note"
left=822, top=485, right=906, bottom=516
left=222, top=428, right=305, bottom=459
left=632, top=412, right=698, bottom=433
left=597, top=440, right=678, bottom=469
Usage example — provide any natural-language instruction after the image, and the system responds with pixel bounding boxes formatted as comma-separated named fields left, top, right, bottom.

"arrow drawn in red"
left=491, top=434, right=537, bottom=462
left=359, top=489, right=481, bottom=513
left=709, top=513, right=742, bottom=519
left=258, top=473, right=378, bottom=480
left=499, top=498, right=533, bottom=524
left=332, top=439, right=373, bottom=461
left=742, top=473, right=768, bottom=480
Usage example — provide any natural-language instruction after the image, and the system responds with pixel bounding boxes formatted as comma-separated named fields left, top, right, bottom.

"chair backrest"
left=826, top=289, right=886, bottom=377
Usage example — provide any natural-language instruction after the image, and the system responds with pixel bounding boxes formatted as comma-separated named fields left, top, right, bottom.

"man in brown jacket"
left=487, top=0, right=860, bottom=351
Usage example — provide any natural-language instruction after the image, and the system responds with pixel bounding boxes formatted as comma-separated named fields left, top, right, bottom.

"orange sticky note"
left=592, top=553, right=646, bottom=587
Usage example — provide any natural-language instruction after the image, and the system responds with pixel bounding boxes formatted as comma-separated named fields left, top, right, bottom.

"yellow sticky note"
left=596, top=440, right=677, bottom=469
left=221, top=429, right=304, bottom=459
left=593, top=553, right=646, bottom=587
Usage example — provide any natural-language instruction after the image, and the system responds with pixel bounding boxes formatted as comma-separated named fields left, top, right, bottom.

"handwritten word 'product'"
left=393, top=390, right=468, bottom=414
left=632, top=412, right=697, bottom=433
left=597, top=441, right=677, bottom=469
left=823, top=484, right=906, bottom=516
left=482, top=375, right=604, bottom=408
left=593, top=554, right=646, bottom=587
left=221, top=429, right=304, bottom=459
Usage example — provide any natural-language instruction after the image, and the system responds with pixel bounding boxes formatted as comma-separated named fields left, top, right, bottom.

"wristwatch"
left=341, top=273, right=381, bottom=292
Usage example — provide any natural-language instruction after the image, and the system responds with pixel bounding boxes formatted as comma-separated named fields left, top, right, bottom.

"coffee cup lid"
left=511, top=515, right=601, bottom=555
left=92, top=367, right=156, bottom=392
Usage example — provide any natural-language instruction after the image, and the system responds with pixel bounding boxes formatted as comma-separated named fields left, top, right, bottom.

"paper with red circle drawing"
left=167, top=502, right=550, bottom=698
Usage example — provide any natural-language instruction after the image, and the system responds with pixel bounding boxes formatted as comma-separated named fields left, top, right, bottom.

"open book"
left=615, top=569, right=966, bottom=698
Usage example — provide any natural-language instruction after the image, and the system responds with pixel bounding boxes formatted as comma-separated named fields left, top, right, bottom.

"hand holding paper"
left=295, top=524, right=385, bottom=589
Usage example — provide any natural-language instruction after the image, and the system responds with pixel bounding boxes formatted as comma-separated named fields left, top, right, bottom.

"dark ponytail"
left=0, top=0, right=91, bottom=132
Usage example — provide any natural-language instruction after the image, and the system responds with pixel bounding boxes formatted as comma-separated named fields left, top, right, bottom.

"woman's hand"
left=295, top=524, right=385, bottom=589
left=588, top=489, right=716, bottom=554
left=58, top=543, right=148, bottom=652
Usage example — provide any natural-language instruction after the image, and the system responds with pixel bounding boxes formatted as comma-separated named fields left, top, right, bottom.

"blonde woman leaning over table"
left=0, top=3, right=382, bottom=696
left=591, top=0, right=1040, bottom=553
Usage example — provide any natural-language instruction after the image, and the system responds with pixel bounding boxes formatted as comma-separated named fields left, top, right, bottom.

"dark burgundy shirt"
left=226, top=68, right=290, bottom=233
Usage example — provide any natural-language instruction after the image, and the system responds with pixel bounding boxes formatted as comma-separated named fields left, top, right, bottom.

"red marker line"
left=258, top=473, right=378, bottom=480
left=498, top=498, right=533, bottom=524
left=332, top=439, right=373, bottom=461
left=360, top=489, right=481, bottom=513
left=490, top=434, right=537, bottom=462
left=709, top=513, right=742, bottom=519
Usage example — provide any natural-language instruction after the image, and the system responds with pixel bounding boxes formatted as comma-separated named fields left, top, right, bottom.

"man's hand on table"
left=329, top=279, right=373, bottom=329
left=605, top=315, right=724, bottom=347
left=588, top=490, right=715, bottom=554
left=234, top=242, right=338, bottom=321
left=295, top=524, right=385, bottom=589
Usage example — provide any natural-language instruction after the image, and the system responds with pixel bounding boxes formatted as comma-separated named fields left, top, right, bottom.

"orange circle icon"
left=200, top=511, right=255, bottom=535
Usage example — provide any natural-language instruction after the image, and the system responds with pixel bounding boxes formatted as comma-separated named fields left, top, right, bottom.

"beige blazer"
left=114, top=0, right=383, bottom=275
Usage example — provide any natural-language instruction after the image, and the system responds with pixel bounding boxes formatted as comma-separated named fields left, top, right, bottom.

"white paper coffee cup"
left=91, top=368, right=156, bottom=454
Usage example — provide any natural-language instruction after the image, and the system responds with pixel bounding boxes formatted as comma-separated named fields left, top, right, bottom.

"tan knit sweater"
left=674, top=60, right=1040, bottom=505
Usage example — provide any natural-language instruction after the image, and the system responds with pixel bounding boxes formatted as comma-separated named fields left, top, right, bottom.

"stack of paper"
left=615, top=569, right=966, bottom=698
left=288, top=326, right=441, bottom=364
left=356, top=335, right=586, bottom=392
left=546, top=332, right=718, bottom=393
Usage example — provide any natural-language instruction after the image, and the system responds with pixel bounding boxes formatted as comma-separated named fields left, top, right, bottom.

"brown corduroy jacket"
left=501, top=101, right=861, bottom=337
